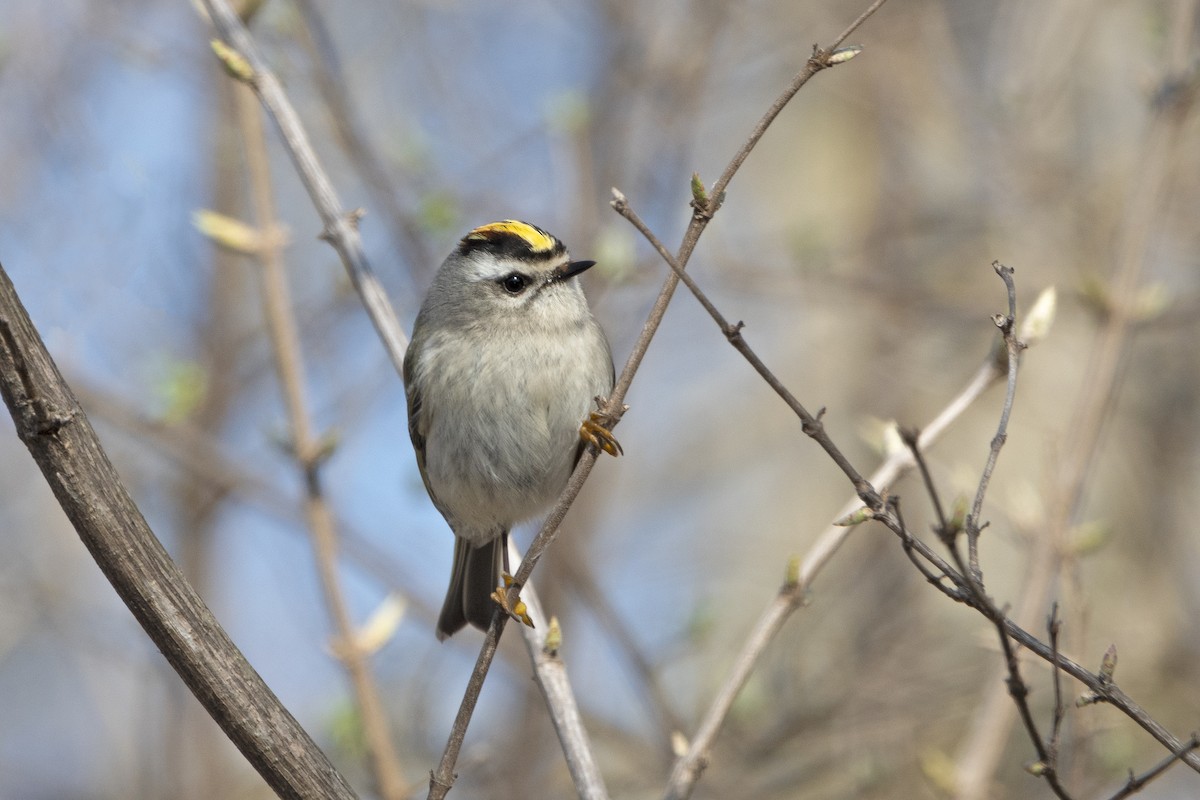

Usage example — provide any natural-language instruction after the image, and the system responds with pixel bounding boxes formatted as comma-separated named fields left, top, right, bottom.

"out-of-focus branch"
left=0, top=263, right=358, bottom=800
left=290, top=0, right=433, bottom=278
left=510, top=541, right=610, bottom=800
left=201, top=0, right=409, bottom=376
left=558, top=555, right=685, bottom=746
left=234, top=79, right=408, bottom=800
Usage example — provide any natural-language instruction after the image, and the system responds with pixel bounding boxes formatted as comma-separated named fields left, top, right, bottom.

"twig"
left=428, top=618, right=506, bottom=799
left=869, top=479, right=1200, bottom=777
left=964, top=262, right=1021, bottom=581
left=994, top=615, right=1074, bottom=799
left=898, top=426, right=950, bottom=536
left=200, top=0, right=409, bottom=376
left=610, top=196, right=878, bottom=507
left=0, top=263, right=358, bottom=800
left=1048, top=604, right=1066, bottom=767
left=901, top=270, right=1073, bottom=798
left=892, top=497, right=964, bottom=600
left=1105, top=734, right=1200, bottom=800
left=235, top=83, right=407, bottom=799
left=1005, top=616, right=1200, bottom=775
left=705, top=0, right=892, bottom=209
left=798, top=354, right=1004, bottom=590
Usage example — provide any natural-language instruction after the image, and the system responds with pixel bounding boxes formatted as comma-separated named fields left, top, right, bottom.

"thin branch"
left=798, top=354, right=1004, bottom=590
left=994, top=618, right=1074, bottom=800
left=706, top=0, right=891, bottom=210
left=235, top=84, right=407, bottom=799
left=892, top=497, right=963, bottom=600
left=964, top=262, right=1021, bottom=580
left=898, top=426, right=950, bottom=537
left=1001, top=614, right=1200, bottom=775
left=428, top=616, right=505, bottom=799
left=1048, top=604, right=1066, bottom=766
left=201, top=0, right=409, bottom=376
left=899, top=308, right=1072, bottom=800
left=0, top=263, right=358, bottom=800
left=610, top=195, right=878, bottom=506
left=1105, top=734, right=1200, bottom=800
left=875, top=483, right=1200, bottom=778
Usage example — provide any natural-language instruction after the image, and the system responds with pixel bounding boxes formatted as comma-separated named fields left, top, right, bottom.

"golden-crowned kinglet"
left=404, top=220, right=620, bottom=640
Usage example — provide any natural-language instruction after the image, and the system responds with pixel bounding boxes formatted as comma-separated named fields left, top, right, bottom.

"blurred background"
left=1, top=0, right=1198, bottom=798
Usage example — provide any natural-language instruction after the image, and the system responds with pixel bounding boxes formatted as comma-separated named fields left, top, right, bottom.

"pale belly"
left=418, top=329, right=605, bottom=539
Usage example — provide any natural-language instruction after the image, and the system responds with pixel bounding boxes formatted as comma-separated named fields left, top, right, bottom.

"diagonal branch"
left=0, top=262, right=358, bottom=800
left=1105, top=734, right=1200, bottom=800
left=200, top=0, right=409, bottom=376
left=611, top=195, right=878, bottom=505
left=234, top=81, right=408, bottom=800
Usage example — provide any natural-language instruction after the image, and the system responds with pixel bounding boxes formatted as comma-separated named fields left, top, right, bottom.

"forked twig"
left=1105, top=734, right=1200, bottom=800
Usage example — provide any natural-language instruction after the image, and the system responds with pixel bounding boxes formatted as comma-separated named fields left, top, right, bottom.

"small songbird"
left=403, top=221, right=619, bottom=640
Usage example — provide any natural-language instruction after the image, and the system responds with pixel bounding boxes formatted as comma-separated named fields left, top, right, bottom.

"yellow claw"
left=580, top=412, right=623, bottom=457
left=491, top=573, right=535, bottom=628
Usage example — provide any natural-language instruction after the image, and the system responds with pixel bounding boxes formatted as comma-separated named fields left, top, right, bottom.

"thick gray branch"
left=0, top=263, right=357, bottom=800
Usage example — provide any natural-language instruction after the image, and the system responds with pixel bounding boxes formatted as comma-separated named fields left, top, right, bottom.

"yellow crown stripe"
left=465, top=220, right=558, bottom=253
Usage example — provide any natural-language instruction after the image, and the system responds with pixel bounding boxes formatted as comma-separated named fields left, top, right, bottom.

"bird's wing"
left=404, top=342, right=455, bottom=525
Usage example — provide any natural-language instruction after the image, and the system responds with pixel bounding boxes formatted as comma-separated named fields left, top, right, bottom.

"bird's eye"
left=499, top=273, right=528, bottom=295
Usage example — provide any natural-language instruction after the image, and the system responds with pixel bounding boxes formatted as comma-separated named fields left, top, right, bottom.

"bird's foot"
left=580, top=411, right=623, bottom=457
left=491, top=573, right=534, bottom=628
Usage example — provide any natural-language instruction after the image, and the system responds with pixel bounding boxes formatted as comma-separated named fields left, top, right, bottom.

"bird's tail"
left=437, top=532, right=508, bottom=640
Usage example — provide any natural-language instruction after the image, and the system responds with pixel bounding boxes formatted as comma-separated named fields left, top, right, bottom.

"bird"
left=403, top=220, right=620, bottom=640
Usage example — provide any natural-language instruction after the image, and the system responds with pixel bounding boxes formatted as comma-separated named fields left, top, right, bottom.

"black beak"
left=555, top=259, right=597, bottom=281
